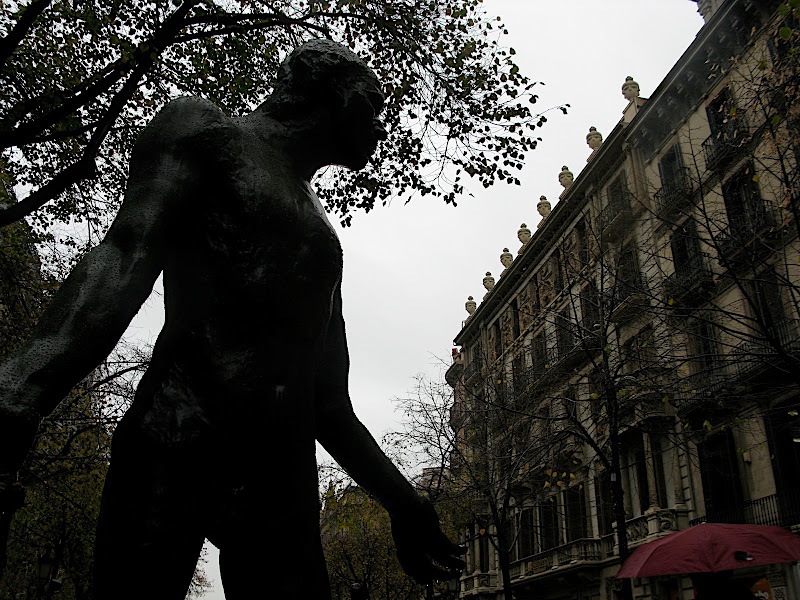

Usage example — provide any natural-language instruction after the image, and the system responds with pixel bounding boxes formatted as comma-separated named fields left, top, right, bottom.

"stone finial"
left=586, top=127, right=603, bottom=150
left=500, top=248, right=513, bottom=269
left=622, top=76, right=640, bottom=101
left=483, top=272, right=495, bottom=292
left=537, top=195, right=551, bottom=220
left=558, top=165, right=574, bottom=189
left=465, top=296, right=477, bottom=315
left=517, top=223, right=531, bottom=247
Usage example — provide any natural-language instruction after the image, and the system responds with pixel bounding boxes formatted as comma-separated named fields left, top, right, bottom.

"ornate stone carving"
left=622, top=76, right=640, bottom=101
left=537, top=195, right=551, bottom=223
left=517, top=223, right=531, bottom=247
left=500, top=248, right=513, bottom=269
left=465, top=296, right=477, bottom=315
left=586, top=126, right=603, bottom=150
left=558, top=165, right=573, bottom=189
left=483, top=272, right=495, bottom=292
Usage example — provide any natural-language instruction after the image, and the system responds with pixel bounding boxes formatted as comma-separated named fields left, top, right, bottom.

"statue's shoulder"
left=141, top=96, right=235, bottom=150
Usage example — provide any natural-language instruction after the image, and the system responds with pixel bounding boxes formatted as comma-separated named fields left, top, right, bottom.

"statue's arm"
left=0, top=97, right=213, bottom=474
left=315, top=285, right=464, bottom=583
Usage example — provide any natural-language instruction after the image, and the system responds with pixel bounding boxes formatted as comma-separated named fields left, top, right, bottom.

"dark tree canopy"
left=0, top=0, right=556, bottom=252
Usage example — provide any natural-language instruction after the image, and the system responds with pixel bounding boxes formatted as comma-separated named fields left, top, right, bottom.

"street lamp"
left=36, top=548, right=62, bottom=600
left=349, top=581, right=369, bottom=600
left=430, top=575, right=461, bottom=599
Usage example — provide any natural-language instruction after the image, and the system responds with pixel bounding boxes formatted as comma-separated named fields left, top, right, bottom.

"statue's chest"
left=195, top=157, right=343, bottom=296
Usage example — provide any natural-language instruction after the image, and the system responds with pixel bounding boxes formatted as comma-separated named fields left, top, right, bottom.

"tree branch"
left=0, top=1, right=203, bottom=227
left=0, top=0, right=198, bottom=149
left=0, top=0, right=54, bottom=74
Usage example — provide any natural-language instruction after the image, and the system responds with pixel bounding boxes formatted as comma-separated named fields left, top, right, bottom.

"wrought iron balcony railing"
left=702, top=117, right=748, bottom=170
left=654, top=167, right=693, bottom=216
left=690, top=489, right=800, bottom=528
left=717, top=205, right=779, bottom=260
left=599, top=192, right=633, bottom=235
left=663, top=262, right=713, bottom=304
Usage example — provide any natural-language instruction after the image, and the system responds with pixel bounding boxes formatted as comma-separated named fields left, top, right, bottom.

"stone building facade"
left=445, top=1, right=800, bottom=599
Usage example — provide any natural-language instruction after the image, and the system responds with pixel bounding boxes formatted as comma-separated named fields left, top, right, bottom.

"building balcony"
left=508, top=538, right=604, bottom=581
left=672, top=369, right=728, bottom=412
left=463, top=356, right=484, bottom=384
left=663, top=263, right=714, bottom=306
left=728, top=319, right=800, bottom=380
left=544, top=332, right=601, bottom=372
left=690, top=489, right=800, bottom=529
left=600, top=194, right=633, bottom=243
left=445, top=352, right=464, bottom=387
left=604, top=278, right=649, bottom=322
left=716, top=206, right=780, bottom=264
left=504, top=508, right=688, bottom=585
left=702, top=118, right=748, bottom=171
left=654, top=167, right=693, bottom=217
left=462, top=572, right=496, bottom=592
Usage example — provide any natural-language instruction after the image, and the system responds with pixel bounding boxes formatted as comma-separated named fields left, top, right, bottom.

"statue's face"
left=333, top=73, right=387, bottom=170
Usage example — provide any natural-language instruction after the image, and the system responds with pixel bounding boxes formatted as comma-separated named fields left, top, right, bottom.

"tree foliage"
left=320, top=482, right=422, bottom=600
left=0, top=339, right=165, bottom=599
left=0, top=0, right=558, bottom=253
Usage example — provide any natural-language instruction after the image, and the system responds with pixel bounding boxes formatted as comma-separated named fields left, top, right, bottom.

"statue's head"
left=265, top=40, right=386, bottom=169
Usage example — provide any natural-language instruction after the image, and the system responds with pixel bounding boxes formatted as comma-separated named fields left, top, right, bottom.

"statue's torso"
left=124, top=111, right=343, bottom=453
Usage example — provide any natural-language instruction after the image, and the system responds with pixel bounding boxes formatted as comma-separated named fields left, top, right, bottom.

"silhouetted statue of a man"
left=0, top=40, right=463, bottom=599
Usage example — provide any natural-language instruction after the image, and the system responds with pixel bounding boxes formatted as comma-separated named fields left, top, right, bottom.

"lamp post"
left=349, top=581, right=369, bottom=600
left=36, top=546, right=62, bottom=600
left=429, top=575, right=461, bottom=599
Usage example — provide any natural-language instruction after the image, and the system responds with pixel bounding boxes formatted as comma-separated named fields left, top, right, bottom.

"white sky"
left=124, top=1, right=705, bottom=596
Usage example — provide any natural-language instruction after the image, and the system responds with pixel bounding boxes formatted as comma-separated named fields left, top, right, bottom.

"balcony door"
left=722, top=164, right=764, bottom=235
left=697, top=430, right=745, bottom=523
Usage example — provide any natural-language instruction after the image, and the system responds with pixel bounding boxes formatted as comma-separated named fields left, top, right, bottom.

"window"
left=751, top=269, right=787, bottom=339
left=594, top=470, right=614, bottom=536
left=690, top=315, right=719, bottom=373
left=722, top=163, right=764, bottom=234
left=511, top=298, right=521, bottom=339
left=765, top=404, right=800, bottom=525
left=492, top=321, right=502, bottom=360
left=552, top=249, right=564, bottom=291
left=623, top=326, right=656, bottom=376
left=565, top=486, right=588, bottom=541
left=658, top=143, right=685, bottom=189
left=670, top=223, right=704, bottom=277
left=706, top=87, right=734, bottom=139
left=704, top=87, right=746, bottom=169
left=616, top=245, right=642, bottom=298
left=529, top=280, right=541, bottom=313
left=697, top=430, right=745, bottom=522
left=631, top=433, right=652, bottom=515
left=478, top=532, right=490, bottom=572
left=539, top=500, right=560, bottom=551
left=531, top=334, right=546, bottom=373
left=576, top=219, right=590, bottom=268
left=518, top=508, right=536, bottom=559
left=512, top=353, right=525, bottom=398
left=651, top=437, right=668, bottom=509
left=556, top=305, right=575, bottom=358
left=580, top=282, right=600, bottom=334
left=607, top=173, right=630, bottom=211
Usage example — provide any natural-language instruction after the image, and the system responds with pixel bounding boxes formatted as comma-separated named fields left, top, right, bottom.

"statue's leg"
left=93, top=449, right=205, bottom=600
left=218, top=533, right=332, bottom=599
left=213, top=471, right=332, bottom=600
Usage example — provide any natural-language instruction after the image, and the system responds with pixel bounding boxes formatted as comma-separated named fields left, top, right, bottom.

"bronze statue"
left=0, top=40, right=463, bottom=599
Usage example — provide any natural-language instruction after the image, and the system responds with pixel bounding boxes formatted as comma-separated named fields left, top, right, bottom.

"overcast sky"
left=124, top=1, right=705, bottom=595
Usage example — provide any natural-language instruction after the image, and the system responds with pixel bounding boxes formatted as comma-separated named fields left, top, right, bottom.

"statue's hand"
left=390, top=496, right=466, bottom=585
